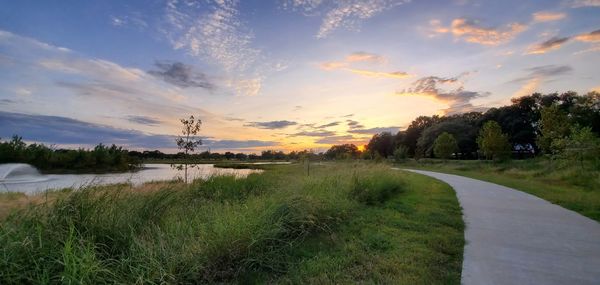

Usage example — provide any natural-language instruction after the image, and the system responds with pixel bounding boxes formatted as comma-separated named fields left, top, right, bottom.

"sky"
left=0, top=0, right=599, bottom=153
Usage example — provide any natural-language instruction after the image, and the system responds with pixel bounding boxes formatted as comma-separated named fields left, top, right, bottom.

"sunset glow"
left=1, top=0, right=599, bottom=153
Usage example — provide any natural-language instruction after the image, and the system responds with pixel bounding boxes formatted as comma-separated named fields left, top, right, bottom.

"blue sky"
left=1, top=0, right=599, bottom=152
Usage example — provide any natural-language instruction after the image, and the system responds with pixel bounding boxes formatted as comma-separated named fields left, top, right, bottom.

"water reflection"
left=0, top=164, right=262, bottom=194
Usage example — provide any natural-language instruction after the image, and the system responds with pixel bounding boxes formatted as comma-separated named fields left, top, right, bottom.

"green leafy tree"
left=537, top=105, right=570, bottom=156
left=175, top=115, right=202, bottom=183
left=433, top=132, right=458, bottom=160
left=477, top=121, right=511, bottom=161
left=563, top=125, right=600, bottom=169
left=393, top=145, right=408, bottom=162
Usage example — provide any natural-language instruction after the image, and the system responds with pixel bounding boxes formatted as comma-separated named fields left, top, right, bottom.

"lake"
left=0, top=163, right=262, bottom=194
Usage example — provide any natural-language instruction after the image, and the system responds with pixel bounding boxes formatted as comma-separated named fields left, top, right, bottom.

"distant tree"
left=403, top=115, right=440, bottom=155
left=175, top=115, right=202, bottom=183
left=393, top=145, right=408, bottom=162
left=366, top=132, right=395, bottom=158
left=325, top=144, right=359, bottom=159
left=433, top=132, right=458, bottom=160
left=537, top=105, right=570, bottom=156
left=477, top=121, right=511, bottom=161
left=417, top=119, right=478, bottom=158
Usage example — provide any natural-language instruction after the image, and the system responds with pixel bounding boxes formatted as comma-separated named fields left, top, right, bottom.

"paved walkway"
left=403, top=169, right=600, bottom=285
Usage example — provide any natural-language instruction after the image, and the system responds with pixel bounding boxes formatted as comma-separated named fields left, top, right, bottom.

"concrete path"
left=403, top=169, right=600, bottom=285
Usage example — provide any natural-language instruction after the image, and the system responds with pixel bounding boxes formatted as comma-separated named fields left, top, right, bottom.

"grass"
left=0, top=162, right=464, bottom=284
left=397, top=158, right=600, bottom=222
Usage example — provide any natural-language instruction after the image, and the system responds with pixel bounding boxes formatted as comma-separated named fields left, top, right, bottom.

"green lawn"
left=397, top=158, right=600, bottom=222
left=0, top=162, right=464, bottom=284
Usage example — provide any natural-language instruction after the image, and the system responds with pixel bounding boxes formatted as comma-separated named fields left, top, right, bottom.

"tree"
left=175, top=115, right=202, bottom=183
left=393, top=145, right=408, bottom=162
left=477, top=121, right=511, bottom=161
left=563, top=125, right=600, bottom=169
left=433, top=132, right=458, bottom=160
left=325, top=144, right=359, bottom=159
left=366, top=132, right=395, bottom=158
left=537, top=105, right=570, bottom=156
left=417, top=119, right=478, bottom=158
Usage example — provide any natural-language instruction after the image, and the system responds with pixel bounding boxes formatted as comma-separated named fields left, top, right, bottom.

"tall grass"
left=0, top=163, right=415, bottom=284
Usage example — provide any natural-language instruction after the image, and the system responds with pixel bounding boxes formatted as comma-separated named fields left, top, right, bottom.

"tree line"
left=0, top=136, right=140, bottom=173
left=328, top=91, right=600, bottom=164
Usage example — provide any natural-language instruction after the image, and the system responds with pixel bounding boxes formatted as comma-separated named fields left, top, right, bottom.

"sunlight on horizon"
left=1, top=0, right=599, bottom=153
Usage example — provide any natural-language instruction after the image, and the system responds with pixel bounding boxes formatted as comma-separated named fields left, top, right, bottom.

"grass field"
left=397, top=158, right=600, bottom=222
left=0, top=162, right=464, bottom=284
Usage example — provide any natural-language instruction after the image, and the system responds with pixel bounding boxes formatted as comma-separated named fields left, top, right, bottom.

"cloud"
left=527, top=36, right=571, bottom=54
left=147, top=61, right=214, bottom=89
left=244, top=120, right=298, bottom=129
left=510, top=65, right=573, bottom=83
left=346, top=119, right=365, bottom=129
left=397, top=73, right=489, bottom=115
left=283, top=0, right=410, bottom=38
left=320, top=61, right=348, bottom=70
left=163, top=0, right=267, bottom=96
left=0, top=111, right=278, bottom=151
left=430, top=18, right=526, bottom=45
left=320, top=52, right=409, bottom=79
left=39, top=58, right=144, bottom=82
left=345, top=51, right=386, bottom=63
left=510, top=65, right=573, bottom=98
left=348, top=126, right=401, bottom=134
left=164, top=0, right=259, bottom=73
left=126, top=115, right=162, bottom=126
left=314, top=135, right=366, bottom=145
left=573, top=44, right=600, bottom=55
left=110, top=12, right=148, bottom=29
left=317, top=121, right=340, bottom=128
left=569, top=0, right=600, bottom=8
left=532, top=11, right=567, bottom=22
left=525, top=29, right=600, bottom=54
left=346, top=68, right=410, bottom=79
left=574, top=29, right=600, bottom=42
left=0, top=99, right=17, bottom=105
left=290, top=130, right=337, bottom=137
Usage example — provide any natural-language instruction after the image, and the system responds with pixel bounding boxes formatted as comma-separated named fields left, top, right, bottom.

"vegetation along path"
left=401, top=169, right=600, bottom=285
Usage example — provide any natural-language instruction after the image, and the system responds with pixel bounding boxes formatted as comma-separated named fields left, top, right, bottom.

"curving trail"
left=402, top=169, right=600, bottom=285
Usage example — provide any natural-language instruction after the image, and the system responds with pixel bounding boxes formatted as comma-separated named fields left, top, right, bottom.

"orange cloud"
left=319, top=61, right=348, bottom=70
left=527, top=37, right=570, bottom=54
left=532, top=11, right=566, bottom=22
left=430, top=18, right=527, bottom=46
left=346, top=68, right=410, bottom=79
left=345, top=51, right=386, bottom=64
left=574, top=29, right=600, bottom=42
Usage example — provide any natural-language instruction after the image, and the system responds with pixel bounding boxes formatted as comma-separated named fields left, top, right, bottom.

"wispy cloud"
left=315, top=134, right=366, bottom=145
left=510, top=65, right=573, bottom=97
left=290, top=130, right=337, bottom=137
left=348, top=126, right=401, bottom=134
left=525, top=29, right=600, bottom=54
left=532, top=11, right=566, bottom=22
left=125, top=115, right=162, bottom=126
left=345, top=51, right=387, bottom=63
left=163, top=0, right=266, bottom=96
left=110, top=11, right=148, bottom=30
left=429, top=18, right=526, bottom=46
left=568, top=0, right=600, bottom=8
left=0, top=111, right=278, bottom=151
left=320, top=52, right=409, bottom=79
left=527, top=36, right=571, bottom=54
left=244, top=120, right=298, bottom=129
left=397, top=73, right=489, bottom=114
left=574, top=29, right=600, bottom=42
left=284, top=0, right=410, bottom=38
left=509, top=65, right=573, bottom=83
left=148, top=61, right=214, bottom=89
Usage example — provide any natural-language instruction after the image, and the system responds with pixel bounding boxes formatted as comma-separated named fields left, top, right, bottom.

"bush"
left=351, top=172, right=404, bottom=205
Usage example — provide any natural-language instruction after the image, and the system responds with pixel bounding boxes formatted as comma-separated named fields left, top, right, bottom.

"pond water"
left=0, top=163, right=262, bottom=195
